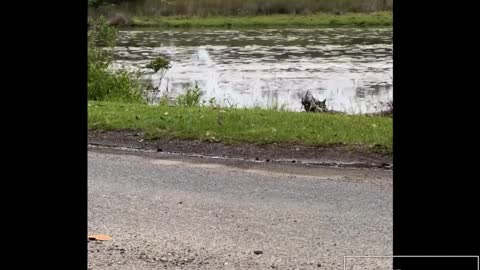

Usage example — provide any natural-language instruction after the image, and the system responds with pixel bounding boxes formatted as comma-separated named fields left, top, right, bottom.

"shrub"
left=88, top=16, right=145, bottom=103
left=176, top=82, right=202, bottom=107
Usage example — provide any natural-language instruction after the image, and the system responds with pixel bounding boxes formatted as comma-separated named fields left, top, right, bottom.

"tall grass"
left=90, top=0, right=393, bottom=17
left=88, top=17, right=145, bottom=103
left=176, top=83, right=202, bottom=107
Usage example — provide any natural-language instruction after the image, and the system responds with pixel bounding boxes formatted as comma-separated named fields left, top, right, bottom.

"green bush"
left=146, top=57, right=171, bottom=73
left=144, top=56, right=172, bottom=103
left=176, top=83, right=202, bottom=107
left=88, top=67, right=144, bottom=102
left=88, top=16, right=145, bottom=103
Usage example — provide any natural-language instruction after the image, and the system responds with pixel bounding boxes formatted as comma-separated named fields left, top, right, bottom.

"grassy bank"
left=126, top=12, right=392, bottom=28
left=90, top=0, right=392, bottom=16
left=88, top=101, right=392, bottom=153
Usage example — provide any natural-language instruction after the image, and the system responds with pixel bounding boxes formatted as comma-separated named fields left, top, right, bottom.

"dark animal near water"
left=107, top=13, right=130, bottom=26
left=301, top=91, right=327, bottom=112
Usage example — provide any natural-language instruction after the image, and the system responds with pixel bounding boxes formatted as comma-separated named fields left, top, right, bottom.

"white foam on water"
left=112, top=29, right=393, bottom=113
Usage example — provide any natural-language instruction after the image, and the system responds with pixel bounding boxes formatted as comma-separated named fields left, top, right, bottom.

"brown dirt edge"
left=88, top=130, right=392, bottom=170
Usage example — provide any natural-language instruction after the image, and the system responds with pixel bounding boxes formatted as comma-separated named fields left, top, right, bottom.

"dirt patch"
left=88, top=130, right=392, bottom=169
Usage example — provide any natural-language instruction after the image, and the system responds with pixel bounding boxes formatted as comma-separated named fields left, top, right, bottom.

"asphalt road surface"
left=88, top=149, right=392, bottom=270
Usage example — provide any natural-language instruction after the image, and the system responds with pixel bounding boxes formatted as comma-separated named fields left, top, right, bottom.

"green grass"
left=128, top=12, right=392, bottom=28
left=88, top=101, right=392, bottom=153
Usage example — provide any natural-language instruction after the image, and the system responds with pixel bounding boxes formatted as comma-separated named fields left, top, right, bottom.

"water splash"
left=190, top=48, right=222, bottom=103
left=192, top=47, right=214, bottom=66
left=113, top=28, right=393, bottom=113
